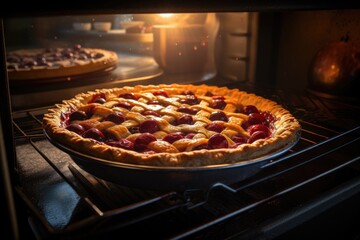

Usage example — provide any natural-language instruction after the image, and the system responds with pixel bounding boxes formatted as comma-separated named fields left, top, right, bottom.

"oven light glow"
left=156, top=14, right=191, bottom=25
left=155, top=13, right=177, bottom=24
left=159, top=13, right=174, bottom=18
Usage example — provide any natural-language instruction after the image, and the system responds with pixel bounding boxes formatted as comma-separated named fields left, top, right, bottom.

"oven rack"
left=11, top=101, right=360, bottom=239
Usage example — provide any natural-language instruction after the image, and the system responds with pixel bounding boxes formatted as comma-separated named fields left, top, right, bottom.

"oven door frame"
left=0, top=18, right=21, bottom=240
left=1, top=2, right=360, bottom=239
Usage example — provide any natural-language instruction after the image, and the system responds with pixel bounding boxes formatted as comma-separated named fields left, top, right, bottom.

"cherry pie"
left=43, top=84, right=301, bottom=167
left=6, top=45, right=118, bottom=81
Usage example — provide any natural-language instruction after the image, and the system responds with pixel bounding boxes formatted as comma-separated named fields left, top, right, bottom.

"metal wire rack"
left=11, top=90, right=360, bottom=239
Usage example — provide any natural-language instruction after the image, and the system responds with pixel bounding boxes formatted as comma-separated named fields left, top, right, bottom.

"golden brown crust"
left=7, top=48, right=118, bottom=80
left=42, top=84, right=301, bottom=167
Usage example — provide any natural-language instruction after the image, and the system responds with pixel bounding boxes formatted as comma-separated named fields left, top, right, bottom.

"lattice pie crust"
left=43, top=84, right=301, bottom=167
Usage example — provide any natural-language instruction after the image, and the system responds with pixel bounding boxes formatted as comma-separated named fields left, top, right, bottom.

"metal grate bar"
left=171, top=155, right=360, bottom=239
left=185, top=126, right=360, bottom=211
left=68, top=163, right=118, bottom=210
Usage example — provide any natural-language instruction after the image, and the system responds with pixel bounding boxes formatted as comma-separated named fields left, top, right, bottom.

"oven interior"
left=11, top=83, right=360, bottom=239
left=2, top=6, right=360, bottom=240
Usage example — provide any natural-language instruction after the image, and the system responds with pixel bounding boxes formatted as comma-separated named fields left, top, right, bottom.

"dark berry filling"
left=163, top=132, right=184, bottom=144
left=248, top=131, right=269, bottom=144
left=177, top=107, right=198, bottom=115
left=104, top=112, right=125, bottom=124
left=176, top=115, right=194, bottom=125
left=69, top=111, right=87, bottom=121
left=153, top=90, right=169, bottom=98
left=243, top=105, right=259, bottom=115
left=107, top=139, right=134, bottom=151
left=89, top=93, right=106, bottom=104
left=83, top=128, right=105, bottom=142
left=119, top=93, right=138, bottom=100
left=208, top=134, right=228, bottom=149
left=134, top=133, right=157, bottom=152
left=232, top=135, right=248, bottom=144
left=206, top=123, right=225, bottom=133
left=179, top=95, right=199, bottom=105
left=209, top=111, right=228, bottom=122
left=247, top=113, right=267, bottom=126
left=209, top=99, right=226, bottom=110
left=8, top=45, right=107, bottom=70
left=139, top=120, right=160, bottom=133
left=66, top=123, right=85, bottom=135
left=114, top=102, right=133, bottom=110
left=142, top=110, right=161, bottom=117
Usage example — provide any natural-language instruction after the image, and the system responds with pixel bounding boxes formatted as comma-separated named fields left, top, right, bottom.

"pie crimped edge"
left=42, top=84, right=301, bottom=167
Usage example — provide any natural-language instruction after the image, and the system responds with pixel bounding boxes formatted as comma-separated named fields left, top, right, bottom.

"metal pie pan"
left=45, top=131, right=300, bottom=191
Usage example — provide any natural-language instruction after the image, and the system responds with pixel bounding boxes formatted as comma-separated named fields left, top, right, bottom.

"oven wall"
left=255, top=9, right=360, bottom=92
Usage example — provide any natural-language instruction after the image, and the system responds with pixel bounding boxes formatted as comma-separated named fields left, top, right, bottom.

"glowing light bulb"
left=159, top=14, right=174, bottom=18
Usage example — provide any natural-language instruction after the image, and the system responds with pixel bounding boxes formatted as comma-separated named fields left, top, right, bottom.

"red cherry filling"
left=162, top=132, right=184, bottom=144
left=177, top=115, right=194, bottom=125
left=209, top=99, right=226, bottom=110
left=212, top=95, right=225, bottom=100
left=134, top=133, right=157, bottom=152
left=114, top=102, right=133, bottom=110
left=248, top=113, right=267, bottom=126
left=94, top=98, right=106, bottom=104
left=177, top=107, right=198, bottom=115
left=232, top=135, right=248, bottom=144
left=205, top=91, right=214, bottom=97
left=206, top=123, right=225, bottom=133
left=139, top=120, right=160, bottom=133
left=119, top=93, right=138, bottom=100
left=107, top=139, right=134, bottom=150
left=247, top=124, right=271, bottom=137
left=243, top=105, right=259, bottom=115
left=66, top=123, right=85, bottom=135
left=104, top=112, right=125, bottom=124
left=153, top=90, right=169, bottom=98
left=209, top=111, right=228, bottom=122
left=261, top=111, right=276, bottom=123
left=89, top=93, right=106, bottom=104
left=83, top=128, right=105, bottom=142
left=85, top=106, right=95, bottom=118
left=142, top=110, right=161, bottom=117
left=240, top=105, right=276, bottom=144
left=208, top=134, right=228, bottom=149
left=179, top=95, right=199, bottom=105
left=69, top=110, right=88, bottom=121
left=185, top=133, right=196, bottom=139
left=248, top=131, right=268, bottom=143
